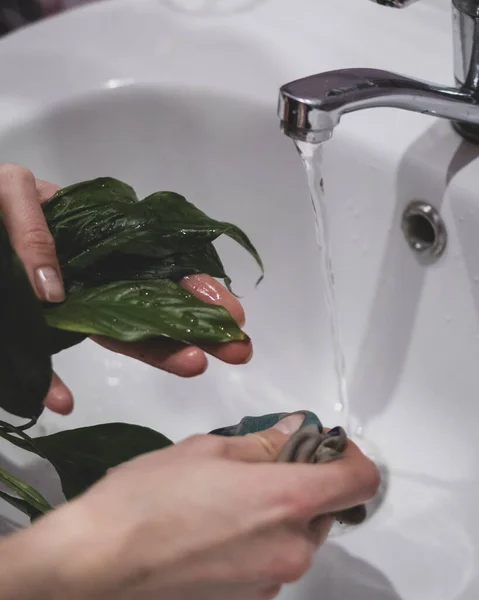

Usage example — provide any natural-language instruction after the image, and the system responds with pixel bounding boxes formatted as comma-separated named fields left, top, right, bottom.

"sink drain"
left=401, top=201, right=447, bottom=260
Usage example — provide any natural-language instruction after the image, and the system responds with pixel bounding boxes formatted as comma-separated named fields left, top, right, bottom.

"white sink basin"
left=0, top=0, right=478, bottom=598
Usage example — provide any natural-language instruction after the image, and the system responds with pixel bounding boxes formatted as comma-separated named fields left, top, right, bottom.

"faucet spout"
left=278, top=68, right=479, bottom=143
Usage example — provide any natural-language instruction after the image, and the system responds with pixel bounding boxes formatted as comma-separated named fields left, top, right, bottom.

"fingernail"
left=35, top=267, right=65, bottom=303
left=273, top=413, right=305, bottom=435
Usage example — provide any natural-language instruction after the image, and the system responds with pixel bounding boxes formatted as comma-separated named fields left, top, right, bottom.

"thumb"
left=224, top=413, right=306, bottom=463
left=0, top=165, right=64, bottom=303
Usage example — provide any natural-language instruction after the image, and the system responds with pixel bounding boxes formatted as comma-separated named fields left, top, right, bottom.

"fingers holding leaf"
left=180, top=274, right=252, bottom=365
left=180, top=274, right=246, bottom=327
left=92, top=275, right=252, bottom=376
left=0, top=176, right=262, bottom=419
left=94, top=336, right=208, bottom=378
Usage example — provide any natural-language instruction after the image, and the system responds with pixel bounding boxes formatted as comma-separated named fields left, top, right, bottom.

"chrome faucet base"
left=452, top=121, right=479, bottom=144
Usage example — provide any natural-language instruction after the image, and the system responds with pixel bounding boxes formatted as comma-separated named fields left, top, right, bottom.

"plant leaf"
left=24, top=423, right=172, bottom=500
left=0, top=423, right=172, bottom=499
left=0, top=467, right=51, bottom=514
left=65, top=244, right=230, bottom=291
left=44, top=279, right=246, bottom=344
left=0, top=224, right=52, bottom=418
left=45, top=177, right=139, bottom=209
left=42, top=179, right=263, bottom=284
left=43, top=177, right=139, bottom=269
left=0, top=490, right=43, bottom=520
left=0, top=425, right=42, bottom=455
left=141, top=191, right=263, bottom=283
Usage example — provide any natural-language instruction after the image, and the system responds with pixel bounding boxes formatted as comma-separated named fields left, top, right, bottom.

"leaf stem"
left=0, top=421, right=44, bottom=457
left=11, top=417, right=38, bottom=432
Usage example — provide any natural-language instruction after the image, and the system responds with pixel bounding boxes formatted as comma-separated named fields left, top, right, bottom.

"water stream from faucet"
left=295, top=141, right=350, bottom=429
left=295, top=141, right=387, bottom=531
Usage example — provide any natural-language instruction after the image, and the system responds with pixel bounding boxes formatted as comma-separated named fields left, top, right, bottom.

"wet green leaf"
left=42, top=179, right=263, bottom=283
left=39, top=178, right=261, bottom=349
left=44, top=279, right=246, bottom=344
left=66, top=243, right=231, bottom=291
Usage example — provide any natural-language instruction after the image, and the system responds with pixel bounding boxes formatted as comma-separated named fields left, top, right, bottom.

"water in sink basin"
left=1, top=84, right=479, bottom=600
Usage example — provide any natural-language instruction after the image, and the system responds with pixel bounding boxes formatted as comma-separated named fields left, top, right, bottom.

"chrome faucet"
left=278, top=0, right=479, bottom=144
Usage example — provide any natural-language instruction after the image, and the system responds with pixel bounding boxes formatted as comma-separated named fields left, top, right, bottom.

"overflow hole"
left=404, top=214, right=436, bottom=248
left=401, top=201, right=447, bottom=260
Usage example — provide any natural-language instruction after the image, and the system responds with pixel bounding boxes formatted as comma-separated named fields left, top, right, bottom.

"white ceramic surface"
left=0, top=0, right=477, bottom=598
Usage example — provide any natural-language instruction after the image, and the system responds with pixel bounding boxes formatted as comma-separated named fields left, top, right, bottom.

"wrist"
left=0, top=503, right=97, bottom=600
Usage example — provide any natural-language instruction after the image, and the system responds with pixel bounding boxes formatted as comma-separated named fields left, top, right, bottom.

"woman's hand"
left=3, top=415, right=380, bottom=600
left=0, top=164, right=252, bottom=415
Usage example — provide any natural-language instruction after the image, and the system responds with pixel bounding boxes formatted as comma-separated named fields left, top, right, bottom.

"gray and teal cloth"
left=211, top=411, right=366, bottom=526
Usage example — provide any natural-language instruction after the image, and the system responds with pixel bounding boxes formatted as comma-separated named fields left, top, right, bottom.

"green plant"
left=0, top=177, right=262, bottom=520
